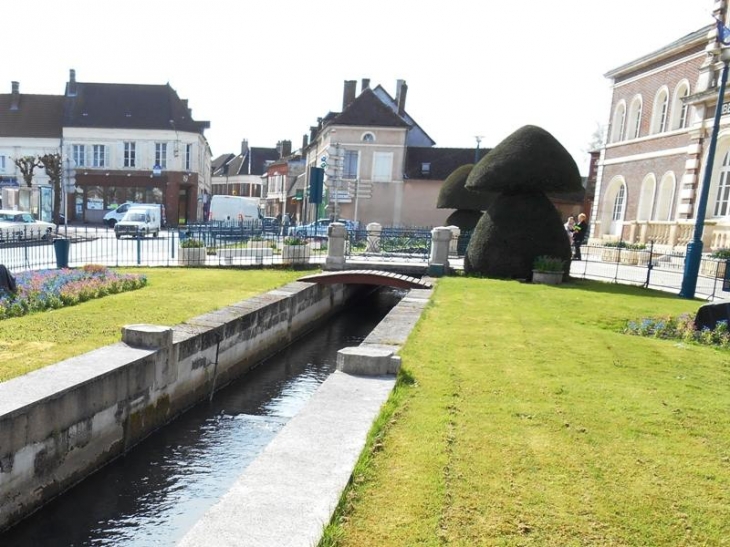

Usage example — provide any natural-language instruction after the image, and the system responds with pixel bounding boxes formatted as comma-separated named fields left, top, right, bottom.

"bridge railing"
left=345, top=224, right=432, bottom=263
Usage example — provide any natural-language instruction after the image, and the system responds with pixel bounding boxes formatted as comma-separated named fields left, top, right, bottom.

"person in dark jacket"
left=572, top=213, right=588, bottom=260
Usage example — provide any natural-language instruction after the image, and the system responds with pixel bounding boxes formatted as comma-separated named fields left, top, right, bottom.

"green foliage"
left=445, top=209, right=482, bottom=232
left=625, top=314, right=730, bottom=348
left=436, top=163, right=488, bottom=210
left=465, top=192, right=571, bottom=278
left=533, top=255, right=565, bottom=272
left=465, top=125, right=583, bottom=194
left=711, top=248, right=730, bottom=259
left=283, top=236, right=307, bottom=246
left=180, top=238, right=205, bottom=248
left=604, top=240, right=646, bottom=250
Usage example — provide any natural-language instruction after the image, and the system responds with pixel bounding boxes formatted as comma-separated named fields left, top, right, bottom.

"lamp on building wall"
left=680, top=46, right=730, bottom=298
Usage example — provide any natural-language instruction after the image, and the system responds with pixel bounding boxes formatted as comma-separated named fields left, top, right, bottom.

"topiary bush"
left=445, top=209, right=482, bottom=232
left=437, top=164, right=492, bottom=232
left=463, top=125, right=581, bottom=278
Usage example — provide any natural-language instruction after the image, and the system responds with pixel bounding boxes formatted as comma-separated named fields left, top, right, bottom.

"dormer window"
left=362, top=132, right=375, bottom=142
left=421, top=162, right=431, bottom=177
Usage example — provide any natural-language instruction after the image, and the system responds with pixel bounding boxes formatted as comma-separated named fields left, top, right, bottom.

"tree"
left=40, top=153, right=64, bottom=226
left=436, top=164, right=488, bottom=231
left=13, top=156, right=42, bottom=188
left=464, top=125, right=583, bottom=279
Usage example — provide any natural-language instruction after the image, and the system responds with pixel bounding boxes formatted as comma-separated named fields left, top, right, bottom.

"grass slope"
left=326, top=278, right=730, bottom=546
left=0, top=268, right=302, bottom=382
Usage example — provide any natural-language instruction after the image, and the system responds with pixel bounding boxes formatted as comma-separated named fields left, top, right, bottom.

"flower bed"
left=0, top=265, right=147, bottom=320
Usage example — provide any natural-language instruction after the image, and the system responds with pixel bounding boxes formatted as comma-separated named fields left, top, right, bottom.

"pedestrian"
left=572, top=213, right=588, bottom=260
left=282, top=213, right=291, bottom=236
left=564, top=216, right=575, bottom=240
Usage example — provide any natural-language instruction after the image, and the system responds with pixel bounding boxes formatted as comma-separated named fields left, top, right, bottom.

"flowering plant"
left=0, top=265, right=147, bottom=320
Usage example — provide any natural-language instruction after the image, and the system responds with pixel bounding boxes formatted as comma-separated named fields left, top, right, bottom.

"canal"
left=1, top=288, right=402, bottom=546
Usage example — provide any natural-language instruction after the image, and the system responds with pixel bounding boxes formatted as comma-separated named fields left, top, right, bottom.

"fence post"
left=366, top=222, right=382, bottom=252
left=325, top=222, right=347, bottom=271
left=428, top=227, right=452, bottom=276
left=447, top=225, right=461, bottom=257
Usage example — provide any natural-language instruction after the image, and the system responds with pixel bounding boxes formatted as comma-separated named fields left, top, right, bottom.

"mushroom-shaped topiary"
left=463, top=125, right=580, bottom=279
left=466, top=125, right=583, bottom=194
left=436, top=164, right=491, bottom=232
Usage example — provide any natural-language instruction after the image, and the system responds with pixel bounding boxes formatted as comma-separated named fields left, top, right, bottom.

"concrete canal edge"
left=0, top=281, right=369, bottom=533
left=178, top=284, right=434, bottom=547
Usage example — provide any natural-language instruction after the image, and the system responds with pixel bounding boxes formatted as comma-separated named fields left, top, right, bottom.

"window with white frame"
left=627, top=96, right=642, bottom=139
left=610, top=102, right=626, bottom=143
left=73, top=144, right=86, bottom=167
left=637, top=174, right=656, bottom=220
left=124, top=142, right=136, bottom=167
left=651, top=88, right=669, bottom=134
left=185, top=143, right=192, bottom=171
left=612, top=184, right=626, bottom=221
left=713, top=151, right=730, bottom=217
left=655, top=172, right=675, bottom=220
left=362, top=132, right=375, bottom=142
left=670, top=81, right=690, bottom=130
left=155, top=143, right=167, bottom=168
left=343, top=150, right=358, bottom=178
left=92, top=144, right=107, bottom=167
left=0, top=155, right=5, bottom=172
left=372, top=152, right=393, bottom=182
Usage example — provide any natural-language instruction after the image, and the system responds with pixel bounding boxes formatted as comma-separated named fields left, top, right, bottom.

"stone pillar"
left=448, top=225, right=461, bottom=256
left=428, top=226, right=452, bottom=276
left=325, top=222, right=347, bottom=270
left=366, top=222, right=382, bottom=252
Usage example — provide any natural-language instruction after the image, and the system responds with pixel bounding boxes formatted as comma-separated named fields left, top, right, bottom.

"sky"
left=5, top=0, right=714, bottom=175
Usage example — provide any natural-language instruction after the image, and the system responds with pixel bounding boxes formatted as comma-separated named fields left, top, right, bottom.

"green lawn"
left=0, top=268, right=302, bottom=382
left=324, top=277, right=730, bottom=546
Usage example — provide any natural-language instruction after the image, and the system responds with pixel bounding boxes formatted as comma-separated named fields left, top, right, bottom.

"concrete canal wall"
left=0, top=281, right=361, bottom=532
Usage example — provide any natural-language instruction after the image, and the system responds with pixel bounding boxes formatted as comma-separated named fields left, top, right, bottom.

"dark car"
left=262, top=217, right=281, bottom=233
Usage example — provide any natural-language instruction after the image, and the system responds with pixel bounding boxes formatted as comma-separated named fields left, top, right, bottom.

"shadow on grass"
left=559, top=277, right=696, bottom=301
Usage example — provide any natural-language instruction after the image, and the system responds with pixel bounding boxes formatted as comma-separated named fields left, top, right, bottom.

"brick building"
left=593, top=2, right=730, bottom=250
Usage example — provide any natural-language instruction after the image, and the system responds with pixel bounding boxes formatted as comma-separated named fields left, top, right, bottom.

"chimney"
left=302, top=134, right=309, bottom=151
left=342, top=80, right=357, bottom=110
left=310, top=126, right=317, bottom=143
left=241, top=139, right=249, bottom=156
left=10, top=81, right=19, bottom=111
left=279, top=140, right=292, bottom=158
left=67, top=69, right=77, bottom=97
left=361, top=78, right=370, bottom=93
left=395, top=79, right=408, bottom=115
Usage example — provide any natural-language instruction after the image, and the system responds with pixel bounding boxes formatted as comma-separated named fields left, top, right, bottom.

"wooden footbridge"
left=297, top=270, right=432, bottom=290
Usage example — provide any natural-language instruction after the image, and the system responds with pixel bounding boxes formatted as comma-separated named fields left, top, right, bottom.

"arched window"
left=612, top=184, right=626, bottom=221
left=713, top=150, right=730, bottom=217
left=670, top=81, right=691, bottom=130
left=361, top=132, right=375, bottom=142
left=627, top=96, right=643, bottom=139
left=637, top=174, right=656, bottom=220
left=651, top=88, right=669, bottom=134
left=610, top=102, right=627, bottom=143
left=655, top=172, right=675, bottom=221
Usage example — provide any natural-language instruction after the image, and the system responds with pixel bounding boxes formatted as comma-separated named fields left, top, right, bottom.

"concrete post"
left=325, top=222, right=347, bottom=270
left=428, top=226, right=452, bottom=276
left=366, top=222, right=382, bottom=252
left=447, top=225, right=461, bottom=256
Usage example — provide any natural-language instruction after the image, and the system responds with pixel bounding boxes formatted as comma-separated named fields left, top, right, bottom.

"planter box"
left=701, top=259, right=727, bottom=279
left=532, top=270, right=563, bottom=285
left=282, top=244, right=311, bottom=265
left=601, top=248, right=621, bottom=263
left=619, top=250, right=639, bottom=265
left=178, top=246, right=207, bottom=266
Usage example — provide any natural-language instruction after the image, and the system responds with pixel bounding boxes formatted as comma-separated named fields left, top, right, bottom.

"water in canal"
left=1, top=288, right=402, bottom=546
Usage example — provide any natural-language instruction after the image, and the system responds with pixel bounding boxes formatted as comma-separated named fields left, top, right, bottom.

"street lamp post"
left=680, top=47, right=730, bottom=298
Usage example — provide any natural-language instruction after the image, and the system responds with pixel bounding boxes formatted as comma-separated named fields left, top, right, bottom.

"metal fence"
left=0, top=224, right=437, bottom=273
left=570, top=243, right=730, bottom=301
left=345, top=227, right=432, bottom=263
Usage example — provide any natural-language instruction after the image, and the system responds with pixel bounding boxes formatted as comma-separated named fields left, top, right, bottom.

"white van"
left=114, top=206, right=162, bottom=239
left=104, top=202, right=164, bottom=227
left=209, top=195, right=260, bottom=223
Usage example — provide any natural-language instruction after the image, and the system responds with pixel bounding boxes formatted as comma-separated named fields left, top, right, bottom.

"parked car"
left=262, top=217, right=281, bottom=233
left=0, top=210, right=56, bottom=241
left=292, top=218, right=357, bottom=239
